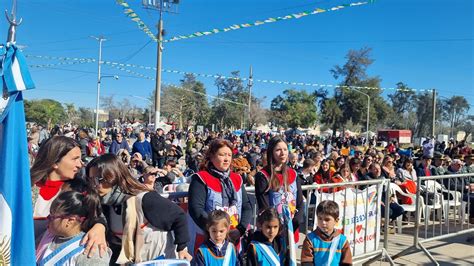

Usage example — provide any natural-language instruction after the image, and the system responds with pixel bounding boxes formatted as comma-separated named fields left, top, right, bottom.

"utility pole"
left=432, top=89, right=436, bottom=137
left=91, top=36, right=106, bottom=136
left=143, top=0, right=179, bottom=129
left=247, top=66, right=253, bottom=130
left=154, top=1, right=163, bottom=129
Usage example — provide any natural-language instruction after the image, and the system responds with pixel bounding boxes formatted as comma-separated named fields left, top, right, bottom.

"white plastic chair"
left=390, top=183, right=419, bottom=233
left=420, top=180, right=444, bottom=223
left=443, top=190, right=463, bottom=223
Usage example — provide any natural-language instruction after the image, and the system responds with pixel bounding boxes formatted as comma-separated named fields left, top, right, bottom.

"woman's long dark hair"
left=86, top=154, right=151, bottom=196
left=264, top=136, right=289, bottom=192
left=30, top=136, right=80, bottom=186
left=316, top=159, right=332, bottom=182
left=50, top=190, right=101, bottom=232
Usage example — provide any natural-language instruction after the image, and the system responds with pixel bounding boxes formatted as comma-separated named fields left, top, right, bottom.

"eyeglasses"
left=47, top=214, right=85, bottom=222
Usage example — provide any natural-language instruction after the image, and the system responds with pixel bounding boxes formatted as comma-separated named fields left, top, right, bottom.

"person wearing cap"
left=432, top=152, right=446, bottom=176
left=416, top=155, right=435, bottom=178
left=463, top=154, right=474, bottom=174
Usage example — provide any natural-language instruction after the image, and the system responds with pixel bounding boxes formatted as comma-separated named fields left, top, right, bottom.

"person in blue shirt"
left=109, top=133, right=130, bottom=155
left=193, top=210, right=238, bottom=266
left=132, top=131, right=152, bottom=161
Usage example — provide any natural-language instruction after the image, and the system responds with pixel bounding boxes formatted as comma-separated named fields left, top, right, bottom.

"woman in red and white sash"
left=31, top=136, right=108, bottom=257
left=188, top=139, right=253, bottom=254
left=254, top=136, right=304, bottom=242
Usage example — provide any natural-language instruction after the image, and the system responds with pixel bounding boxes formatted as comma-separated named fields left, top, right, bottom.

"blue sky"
left=2, top=0, right=473, bottom=113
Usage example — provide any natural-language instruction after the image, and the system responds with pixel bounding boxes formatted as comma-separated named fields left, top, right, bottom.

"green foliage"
left=78, top=107, right=94, bottom=128
left=270, top=89, right=317, bottom=129
left=210, top=71, right=248, bottom=129
left=24, top=99, right=66, bottom=129
left=158, top=73, right=211, bottom=129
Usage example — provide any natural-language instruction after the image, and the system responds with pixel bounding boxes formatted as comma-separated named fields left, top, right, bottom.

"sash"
left=282, top=204, right=297, bottom=266
left=253, top=242, right=280, bottom=266
left=38, top=232, right=85, bottom=266
left=222, top=243, right=234, bottom=266
left=327, top=235, right=341, bottom=266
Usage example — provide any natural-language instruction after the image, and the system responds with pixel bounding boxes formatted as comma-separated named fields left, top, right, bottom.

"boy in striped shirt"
left=301, top=200, right=352, bottom=266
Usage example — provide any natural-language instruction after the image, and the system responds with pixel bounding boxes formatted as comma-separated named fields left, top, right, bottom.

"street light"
left=131, top=95, right=152, bottom=125
left=95, top=75, right=118, bottom=136
left=350, top=87, right=370, bottom=145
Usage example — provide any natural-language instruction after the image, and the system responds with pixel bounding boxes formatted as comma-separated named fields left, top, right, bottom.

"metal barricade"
left=162, top=180, right=395, bottom=265
left=301, top=180, right=394, bottom=265
left=413, top=173, right=473, bottom=265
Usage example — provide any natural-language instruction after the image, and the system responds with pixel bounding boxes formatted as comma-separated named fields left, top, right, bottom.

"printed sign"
left=314, top=185, right=382, bottom=256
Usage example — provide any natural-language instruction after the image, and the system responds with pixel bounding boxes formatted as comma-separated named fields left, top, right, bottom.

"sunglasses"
left=89, top=176, right=107, bottom=185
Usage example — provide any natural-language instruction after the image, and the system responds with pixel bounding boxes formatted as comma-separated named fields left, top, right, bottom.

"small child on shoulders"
left=301, top=200, right=352, bottom=266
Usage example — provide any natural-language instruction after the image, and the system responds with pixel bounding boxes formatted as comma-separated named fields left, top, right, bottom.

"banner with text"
left=314, top=185, right=382, bottom=256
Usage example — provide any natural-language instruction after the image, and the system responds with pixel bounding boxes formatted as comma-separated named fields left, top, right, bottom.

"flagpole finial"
left=5, top=2, right=22, bottom=44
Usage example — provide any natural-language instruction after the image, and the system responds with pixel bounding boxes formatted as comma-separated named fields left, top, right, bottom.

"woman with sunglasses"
left=31, top=136, right=108, bottom=257
left=36, top=191, right=112, bottom=265
left=86, top=154, right=192, bottom=264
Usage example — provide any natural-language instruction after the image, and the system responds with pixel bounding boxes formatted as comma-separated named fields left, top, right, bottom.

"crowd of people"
left=27, top=122, right=474, bottom=265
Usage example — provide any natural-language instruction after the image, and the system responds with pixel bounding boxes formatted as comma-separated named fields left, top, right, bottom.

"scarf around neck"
left=101, top=185, right=128, bottom=206
left=208, top=163, right=237, bottom=207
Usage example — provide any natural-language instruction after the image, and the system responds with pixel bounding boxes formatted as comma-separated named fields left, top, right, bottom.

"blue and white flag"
left=1, top=44, right=35, bottom=93
left=282, top=204, right=297, bottom=266
left=0, top=43, right=36, bottom=265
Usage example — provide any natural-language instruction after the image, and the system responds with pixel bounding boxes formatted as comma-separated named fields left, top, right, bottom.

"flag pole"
left=5, top=0, right=22, bottom=43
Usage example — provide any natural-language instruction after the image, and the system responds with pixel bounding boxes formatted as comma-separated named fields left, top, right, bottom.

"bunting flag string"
left=25, top=54, right=435, bottom=93
left=29, top=59, right=96, bottom=69
left=164, top=1, right=372, bottom=43
left=25, top=54, right=95, bottom=61
left=114, top=0, right=373, bottom=43
left=116, top=0, right=157, bottom=42
left=106, top=62, right=248, bottom=106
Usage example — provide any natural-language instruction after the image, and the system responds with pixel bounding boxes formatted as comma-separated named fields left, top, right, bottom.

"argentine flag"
left=0, top=43, right=36, bottom=265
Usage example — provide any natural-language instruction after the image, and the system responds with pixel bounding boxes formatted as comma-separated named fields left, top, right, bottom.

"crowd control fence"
left=412, top=173, right=473, bottom=266
left=163, top=179, right=395, bottom=265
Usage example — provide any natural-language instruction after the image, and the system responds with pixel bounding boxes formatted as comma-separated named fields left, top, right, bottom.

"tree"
left=270, top=89, right=317, bottom=129
left=328, top=47, right=391, bottom=132
left=387, top=82, right=416, bottom=129
left=24, top=99, right=66, bottom=129
left=160, top=84, right=193, bottom=129
left=442, top=96, right=470, bottom=138
left=320, top=98, right=343, bottom=131
left=412, top=92, right=443, bottom=137
left=181, top=74, right=211, bottom=128
left=78, top=107, right=94, bottom=128
left=210, top=71, right=248, bottom=129
left=459, top=115, right=474, bottom=141
left=64, top=103, right=78, bottom=124
left=248, top=96, right=267, bottom=129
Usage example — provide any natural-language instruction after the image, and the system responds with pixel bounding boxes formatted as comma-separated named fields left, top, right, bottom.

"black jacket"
left=102, top=191, right=190, bottom=252
left=188, top=172, right=253, bottom=236
left=151, top=135, right=165, bottom=158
